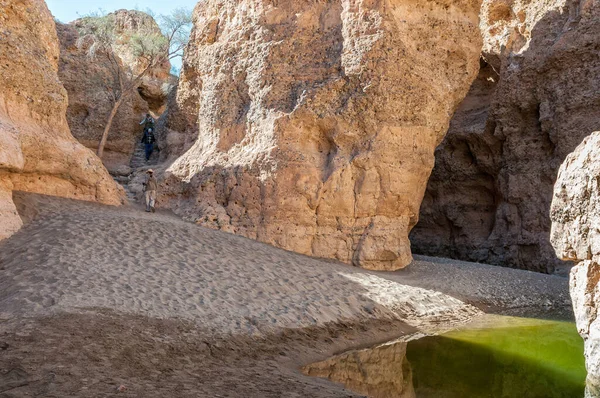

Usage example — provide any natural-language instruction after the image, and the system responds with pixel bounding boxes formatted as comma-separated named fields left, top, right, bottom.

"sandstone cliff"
left=110, top=9, right=173, bottom=114
left=57, top=10, right=172, bottom=172
left=412, top=0, right=600, bottom=273
left=159, top=0, right=483, bottom=271
left=57, top=22, right=149, bottom=173
left=0, top=0, right=123, bottom=240
left=550, top=131, right=600, bottom=397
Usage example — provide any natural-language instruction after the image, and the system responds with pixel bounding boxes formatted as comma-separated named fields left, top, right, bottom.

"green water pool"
left=407, top=317, right=586, bottom=398
left=306, top=316, right=587, bottom=398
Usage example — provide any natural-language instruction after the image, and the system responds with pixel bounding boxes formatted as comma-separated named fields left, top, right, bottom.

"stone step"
left=113, top=175, right=130, bottom=184
left=130, top=143, right=160, bottom=168
left=111, top=175, right=138, bottom=204
left=108, top=142, right=161, bottom=205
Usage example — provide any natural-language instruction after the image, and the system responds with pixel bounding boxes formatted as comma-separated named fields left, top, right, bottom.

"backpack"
left=144, top=117, right=155, bottom=130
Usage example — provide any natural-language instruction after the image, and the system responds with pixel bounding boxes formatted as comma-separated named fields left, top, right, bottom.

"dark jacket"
left=141, top=130, right=156, bottom=145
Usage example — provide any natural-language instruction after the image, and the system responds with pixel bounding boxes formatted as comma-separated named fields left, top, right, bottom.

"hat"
left=147, top=169, right=154, bottom=174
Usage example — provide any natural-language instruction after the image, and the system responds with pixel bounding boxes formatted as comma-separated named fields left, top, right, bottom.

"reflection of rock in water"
left=302, top=341, right=415, bottom=398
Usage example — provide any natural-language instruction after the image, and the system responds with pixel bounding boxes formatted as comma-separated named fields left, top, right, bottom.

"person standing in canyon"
left=141, top=127, right=157, bottom=161
left=140, top=113, right=155, bottom=131
left=143, top=169, right=158, bottom=213
left=140, top=114, right=157, bottom=161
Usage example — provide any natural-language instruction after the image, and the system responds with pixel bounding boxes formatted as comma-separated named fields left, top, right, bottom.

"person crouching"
left=143, top=169, right=158, bottom=213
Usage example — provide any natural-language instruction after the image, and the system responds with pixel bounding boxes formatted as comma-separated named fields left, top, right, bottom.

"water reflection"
left=304, top=316, right=587, bottom=398
left=304, top=339, right=415, bottom=398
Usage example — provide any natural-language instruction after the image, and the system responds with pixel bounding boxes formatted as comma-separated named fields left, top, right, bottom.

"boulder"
left=159, top=0, right=483, bottom=271
left=550, top=131, right=600, bottom=396
left=0, top=0, right=124, bottom=240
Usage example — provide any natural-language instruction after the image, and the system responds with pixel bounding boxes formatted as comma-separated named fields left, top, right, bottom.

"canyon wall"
left=411, top=0, right=600, bottom=273
left=57, top=10, right=172, bottom=172
left=0, top=0, right=123, bottom=240
left=550, top=131, right=600, bottom=396
left=159, top=0, right=483, bottom=271
left=110, top=9, right=173, bottom=114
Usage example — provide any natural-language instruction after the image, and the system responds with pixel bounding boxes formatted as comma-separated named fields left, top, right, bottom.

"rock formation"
left=409, top=61, right=502, bottom=266
left=412, top=0, right=600, bottom=273
left=0, top=0, right=123, bottom=240
left=159, top=0, right=483, bottom=271
left=57, top=10, right=172, bottom=173
left=110, top=9, right=172, bottom=113
left=550, top=131, right=600, bottom=397
left=57, top=23, right=147, bottom=173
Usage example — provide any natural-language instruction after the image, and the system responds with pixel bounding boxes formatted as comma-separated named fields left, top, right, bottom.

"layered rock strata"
left=160, top=0, right=483, bottom=270
left=550, top=131, right=600, bottom=396
left=412, top=0, right=600, bottom=273
left=0, top=0, right=123, bottom=240
left=57, top=10, right=172, bottom=172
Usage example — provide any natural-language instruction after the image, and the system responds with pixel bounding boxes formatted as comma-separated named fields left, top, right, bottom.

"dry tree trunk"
left=97, top=96, right=124, bottom=158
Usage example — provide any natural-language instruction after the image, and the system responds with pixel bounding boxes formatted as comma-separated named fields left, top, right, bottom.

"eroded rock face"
left=57, top=23, right=149, bottom=172
left=550, top=131, right=600, bottom=396
left=160, top=0, right=482, bottom=270
left=412, top=0, right=600, bottom=273
left=0, top=180, right=22, bottom=241
left=110, top=9, right=173, bottom=113
left=57, top=10, right=172, bottom=172
left=0, top=0, right=123, bottom=240
left=409, top=62, right=503, bottom=266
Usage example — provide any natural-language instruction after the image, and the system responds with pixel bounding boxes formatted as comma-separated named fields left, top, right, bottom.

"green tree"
left=76, top=8, right=192, bottom=158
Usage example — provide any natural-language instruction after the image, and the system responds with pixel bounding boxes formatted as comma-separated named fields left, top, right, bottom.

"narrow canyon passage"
left=1, top=0, right=599, bottom=396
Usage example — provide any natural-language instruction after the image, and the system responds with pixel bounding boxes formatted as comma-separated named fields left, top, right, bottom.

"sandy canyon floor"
left=0, top=193, right=571, bottom=397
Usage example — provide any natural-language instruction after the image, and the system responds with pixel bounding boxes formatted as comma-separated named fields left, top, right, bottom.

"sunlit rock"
left=551, top=131, right=600, bottom=395
left=159, top=0, right=483, bottom=270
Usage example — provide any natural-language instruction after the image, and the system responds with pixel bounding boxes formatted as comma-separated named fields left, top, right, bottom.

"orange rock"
left=159, top=0, right=483, bottom=270
left=56, top=11, right=173, bottom=172
left=412, top=0, right=600, bottom=273
left=0, top=0, right=124, bottom=241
